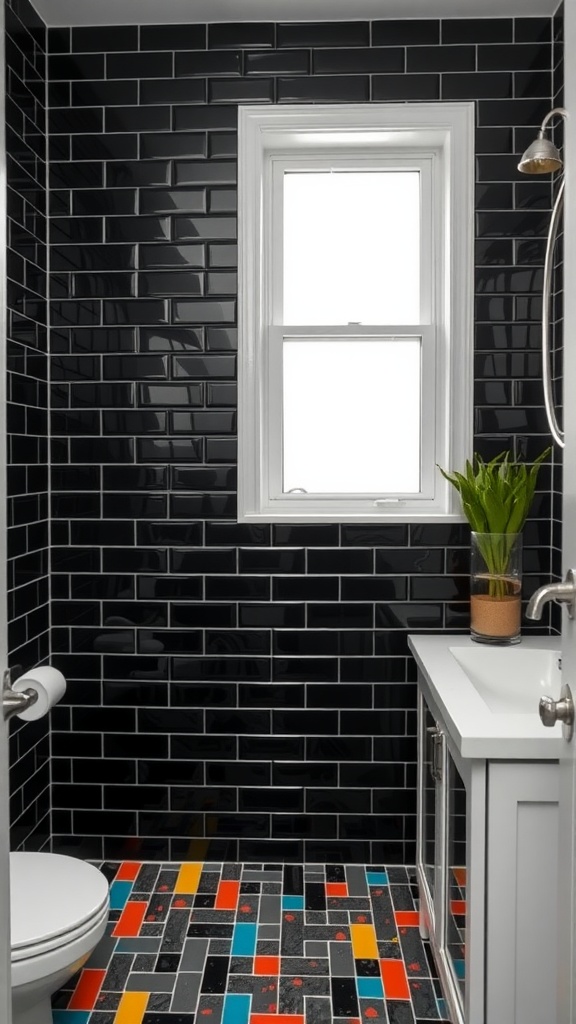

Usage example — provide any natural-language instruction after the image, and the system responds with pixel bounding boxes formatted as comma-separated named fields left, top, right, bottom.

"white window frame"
left=238, top=103, right=474, bottom=523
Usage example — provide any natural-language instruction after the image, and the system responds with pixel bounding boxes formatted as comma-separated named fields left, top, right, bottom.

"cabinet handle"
left=427, top=726, right=443, bottom=782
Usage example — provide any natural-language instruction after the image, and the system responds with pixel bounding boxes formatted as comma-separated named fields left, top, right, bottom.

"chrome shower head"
left=518, top=133, right=563, bottom=174
left=518, top=107, right=567, bottom=174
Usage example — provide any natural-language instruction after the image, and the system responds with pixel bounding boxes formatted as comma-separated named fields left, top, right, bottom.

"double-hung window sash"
left=266, top=154, right=437, bottom=512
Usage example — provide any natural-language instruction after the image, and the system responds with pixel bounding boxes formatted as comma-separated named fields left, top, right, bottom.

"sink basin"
left=449, top=646, right=562, bottom=714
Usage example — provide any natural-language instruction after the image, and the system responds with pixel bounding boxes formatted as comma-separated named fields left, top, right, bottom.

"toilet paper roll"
left=12, top=667, right=67, bottom=721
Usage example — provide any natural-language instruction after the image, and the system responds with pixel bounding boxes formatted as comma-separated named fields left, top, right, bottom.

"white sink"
left=449, top=646, right=562, bottom=714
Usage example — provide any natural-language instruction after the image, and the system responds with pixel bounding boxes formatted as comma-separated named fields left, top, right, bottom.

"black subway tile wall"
left=47, top=18, right=556, bottom=863
left=5, top=0, right=50, bottom=850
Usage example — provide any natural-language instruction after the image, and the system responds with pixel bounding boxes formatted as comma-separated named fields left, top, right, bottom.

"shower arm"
left=541, top=106, right=568, bottom=136
left=542, top=177, right=565, bottom=448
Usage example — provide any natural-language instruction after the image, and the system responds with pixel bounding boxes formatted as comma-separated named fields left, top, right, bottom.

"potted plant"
left=439, top=448, right=551, bottom=644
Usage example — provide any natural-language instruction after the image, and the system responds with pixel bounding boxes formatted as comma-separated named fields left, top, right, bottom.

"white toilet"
left=10, top=852, right=110, bottom=1024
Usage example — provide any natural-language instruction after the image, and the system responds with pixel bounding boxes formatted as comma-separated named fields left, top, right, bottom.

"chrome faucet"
left=526, top=568, right=576, bottom=620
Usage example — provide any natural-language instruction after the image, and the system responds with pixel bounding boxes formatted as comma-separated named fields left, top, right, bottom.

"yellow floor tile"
left=175, top=861, right=203, bottom=894
left=350, top=923, right=379, bottom=959
left=115, top=991, right=148, bottom=1024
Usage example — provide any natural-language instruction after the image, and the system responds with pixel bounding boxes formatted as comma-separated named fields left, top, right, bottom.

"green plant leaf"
left=438, top=447, right=551, bottom=536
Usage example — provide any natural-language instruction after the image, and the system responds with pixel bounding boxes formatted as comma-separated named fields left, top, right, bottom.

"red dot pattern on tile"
left=67, top=968, right=106, bottom=1010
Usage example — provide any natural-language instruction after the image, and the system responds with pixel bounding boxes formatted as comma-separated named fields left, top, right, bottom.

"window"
left=238, top=103, right=474, bottom=522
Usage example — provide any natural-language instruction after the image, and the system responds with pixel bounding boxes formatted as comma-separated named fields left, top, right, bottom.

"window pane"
left=283, top=171, right=420, bottom=325
left=282, top=338, right=421, bottom=493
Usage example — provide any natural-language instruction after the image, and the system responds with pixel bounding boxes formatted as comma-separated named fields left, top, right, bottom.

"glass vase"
left=470, top=532, right=522, bottom=645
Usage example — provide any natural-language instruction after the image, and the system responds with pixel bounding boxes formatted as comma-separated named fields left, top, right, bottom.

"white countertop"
left=408, top=634, right=563, bottom=760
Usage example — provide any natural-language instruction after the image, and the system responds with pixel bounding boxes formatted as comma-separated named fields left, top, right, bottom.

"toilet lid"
left=10, top=853, right=109, bottom=953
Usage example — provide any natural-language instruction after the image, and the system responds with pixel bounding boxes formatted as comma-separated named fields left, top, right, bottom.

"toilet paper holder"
left=2, top=667, right=38, bottom=722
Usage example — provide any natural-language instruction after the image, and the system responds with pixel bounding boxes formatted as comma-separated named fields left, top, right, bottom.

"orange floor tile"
left=67, top=968, right=106, bottom=1010
left=254, top=955, right=280, bottom=975
left=326, top=882, right=348, bottom=897
left=380, top=958, right=411, bottom=1000
left=111, top=900, right=147, bottom=937
left=215, top=879, right=241, bottom=910
left=395, top=910, right=420, bottom=927
left=115, top=861, right=141, bottom=881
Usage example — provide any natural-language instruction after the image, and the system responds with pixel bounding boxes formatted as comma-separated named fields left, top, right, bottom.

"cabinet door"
left=444, top=749, right=467, bottom=1013
left=486, top=761, right=558, bottom=1024
left=417, top=693, right=442, bottom=930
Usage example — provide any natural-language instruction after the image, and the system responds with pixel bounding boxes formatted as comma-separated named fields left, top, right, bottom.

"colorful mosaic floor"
left=52, top=862, right=451, bottom=1024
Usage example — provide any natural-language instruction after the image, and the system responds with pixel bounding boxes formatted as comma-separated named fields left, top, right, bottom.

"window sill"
left=238, top=511, right=467, bottom=524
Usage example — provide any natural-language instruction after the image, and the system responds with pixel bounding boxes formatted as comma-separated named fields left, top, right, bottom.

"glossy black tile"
left=272, top=577, right=339, bottom=602
left=140, top=79, right=206, bottom=105
left=172, top=299, right=235, bottom=323
left=442, top=17, right=513, bottom=43
left=52, top=244, right=136, bottom=272
left=105, top=106, right=172, bottom=133
left=48, top=26, right=70, bottom=52
left=140, top=24, right=206, bottom=50
left=139, top=245, right=206, bottom=271
left=141, top=132, right=208, bottom=161
left=478, top=42, right=551, bottom=71
left=408, top=45, right=476, bottom=72
left=209, top=22, right=275, bottom=48
left=71, top=79, right=139, bottom=106
left=314, top=47, right=404, bottom=73
left=307, top=604, right=373, bottom=629
left=245, top=50, right=309, bottom=74
left=373, top=19, right=439, bottom=45
left=49, top=54, right=104, bottom=79
left=71, top=133, right=138, bottom=161
left=478, top=97, right=550, bottom=126
left=516, top=16, right=552, bottom=42
left=106, top=163, right=170, bottom=190
left=175, top=49, right=242, bottom=77
left=278, top=21, right=368, bottom=47
left=105, top=217, right=171, bottom=244
left=71, top=26, right=138, bottom=52
left=140, top=326, right=205, bottom=351
left=107, top=51, right=173, bottom=79
left=209, top=78, right=274, bottom=103
left=307, top=549, right=372, bottom=574
left=342, top=525, right=409, bottom=547
left=443, top=71, right=513, bottom=100
left=174, top=105, right=238, bottom=131
left=139, top=271, right=204, bottom=297
left=277, top=76, right=369, bottom=103
left=372, top=74, right=440, bottom=101
left=515, top=70, right=552, bottom=98
left=173, top=216, right=237, bottom=242
left=49, top=106, right=104, bottom=135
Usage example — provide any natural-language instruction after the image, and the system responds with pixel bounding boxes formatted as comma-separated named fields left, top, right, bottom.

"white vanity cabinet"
left=415, top=663, right=559, bottom=1024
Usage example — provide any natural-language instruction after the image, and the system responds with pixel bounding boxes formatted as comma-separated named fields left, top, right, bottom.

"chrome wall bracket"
left=2, top=668, right=38, bottom=722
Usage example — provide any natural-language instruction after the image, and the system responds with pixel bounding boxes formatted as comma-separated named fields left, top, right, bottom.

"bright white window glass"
left=283, top=171, right=420, bottom=326
left=282, top=338, right=421, bottom=493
